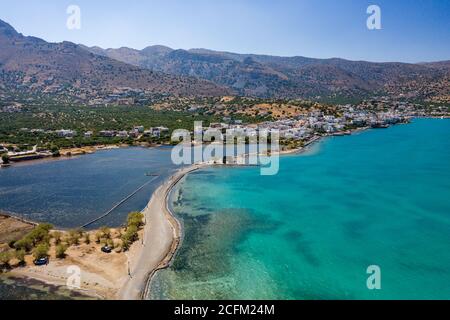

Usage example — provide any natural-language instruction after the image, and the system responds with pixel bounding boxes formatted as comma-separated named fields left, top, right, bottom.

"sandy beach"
left=118, top=164, right=203, bottom=300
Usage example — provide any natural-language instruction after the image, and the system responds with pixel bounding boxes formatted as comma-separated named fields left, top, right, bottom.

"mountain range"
left=84, top=45, right=450, bottom=102
left=0, top=18, right=449, bottom=103
left=0, top=19, right=229, bottom=100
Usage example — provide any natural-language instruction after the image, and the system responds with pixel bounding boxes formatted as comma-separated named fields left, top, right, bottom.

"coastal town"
left=1, top=98, right=448, bottom=167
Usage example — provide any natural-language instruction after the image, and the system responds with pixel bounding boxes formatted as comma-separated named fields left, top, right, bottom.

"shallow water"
left=0, top=147, right=179, bottom=229
left=151, top=119, right=450, bottom=300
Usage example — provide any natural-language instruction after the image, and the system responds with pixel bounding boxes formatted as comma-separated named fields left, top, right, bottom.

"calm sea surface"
left=151, top=119, right=450, bottom=300
left=0, top=146, right=179, bottom=229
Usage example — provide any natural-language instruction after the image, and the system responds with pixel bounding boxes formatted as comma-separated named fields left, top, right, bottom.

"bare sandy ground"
left=0, top=214, right=35, bottom=245
left=7, top=229, right=144, bottom=299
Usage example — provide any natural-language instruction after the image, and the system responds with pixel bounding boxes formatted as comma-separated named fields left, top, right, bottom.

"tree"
left=24, top=223, right=53, bottom=247
left=125, top=225, right=138, bottom=241
left=37, top=223, right=53, bottom=232
left=100, top=226, right=111, bottom=239
left=50, top=145, right=60, bottom=157
left=14, top=237, right=33, bottom=252
left=0, top=251, right=11, bottom=267
left=127, top=212, right=144, bottom=228
left=55, top=244, right=68, bottom=259
left=67, top=229, right=82, bottom=246
left=15, top=249, right=26, bottom=265
left=94, top=231, right=102, bottom=244
left=33, top=243, right=49, bottom=260
left=121, top=237, right=131, bottom=251
left=107, top=239, right=114, bottom=248
left=1, top=154, right=9, bottom=164
left=121, top=225, right=138, bottom=251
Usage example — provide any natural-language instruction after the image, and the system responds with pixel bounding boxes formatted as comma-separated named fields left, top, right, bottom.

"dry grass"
left=0, top=215, right=34, bottom=246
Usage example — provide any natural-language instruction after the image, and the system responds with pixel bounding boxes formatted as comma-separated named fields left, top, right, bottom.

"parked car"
left=34, top=257, right=48, bottom=266
left=101, top=246, right=112, bottom=253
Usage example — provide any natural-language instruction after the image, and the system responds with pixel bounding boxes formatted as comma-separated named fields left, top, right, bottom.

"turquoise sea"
left=151, top=119, right=450, bottom=300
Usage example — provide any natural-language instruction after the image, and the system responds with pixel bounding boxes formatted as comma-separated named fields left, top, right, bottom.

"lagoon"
left=0, top=147, right=179, bottom=229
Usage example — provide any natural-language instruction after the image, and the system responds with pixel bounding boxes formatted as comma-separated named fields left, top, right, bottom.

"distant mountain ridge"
left=0, top=18, right=448, bottom=103
left=0, top=19, right=230, bottom=100
left=83, top=44, right=450, bottom=102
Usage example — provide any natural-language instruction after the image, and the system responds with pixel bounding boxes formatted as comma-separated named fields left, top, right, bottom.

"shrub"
left=121, top=238, right=131, bottom=251
left=126, top=212, right=144, bottom=228
left=16, top=224, right=54, bottom=251
left=107, top=239, right=114, bottom=248
left=67, top=229, right=82, bottom=246
left=100, top=226, right=111, bottom=239
left=14, top=237, right=33, bottom=252
left=121, top=225, right=138, bottom=251
left=126, top=225, right=138, bottom=241
left=50, top=145, right=60, bottom=157
left=0, top=251, right=11, bottom=267
left=94, top=231, right=102, bottom=244
left=1, top=154, right=9, bottom=164
left=52, top=231, right=62, bottom=245
left=33, top=243, right=49, bottom=260
left=15, top=249, right=26, bottom=264
left=55, top=244, right=68, bottom=259
left=84, top=233, right=91, bottom=244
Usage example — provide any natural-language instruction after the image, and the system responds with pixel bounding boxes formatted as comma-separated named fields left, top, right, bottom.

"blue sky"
left=0, top=0, right=449, bottom=62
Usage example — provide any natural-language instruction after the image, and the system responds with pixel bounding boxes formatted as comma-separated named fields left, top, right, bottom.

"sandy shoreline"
left=118, top=164, right=205, bottom=300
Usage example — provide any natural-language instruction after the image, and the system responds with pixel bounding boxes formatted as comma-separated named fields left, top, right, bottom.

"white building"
left=56, top=129, right=76, bottom=137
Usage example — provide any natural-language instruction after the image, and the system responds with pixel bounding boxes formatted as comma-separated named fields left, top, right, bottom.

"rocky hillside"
left=0, top=19, right=230, bottom=101
left=85, top=45, right=450, bottom=102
